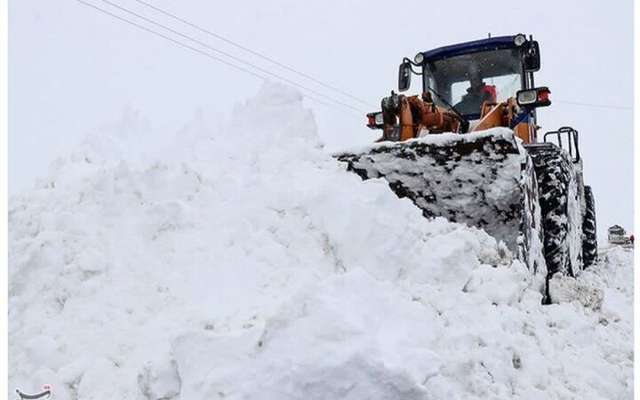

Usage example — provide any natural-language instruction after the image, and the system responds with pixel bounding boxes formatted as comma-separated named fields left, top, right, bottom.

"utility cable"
left=75, top=0, right=363, bottom=117
left=98, top=0, right=364, bottom=113
left=132, top=0, right=376, bottom=108
left=104, top=1, right=634, bottom=114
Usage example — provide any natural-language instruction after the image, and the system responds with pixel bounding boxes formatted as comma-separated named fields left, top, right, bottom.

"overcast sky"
left=9, top=0, right=633, bottom=235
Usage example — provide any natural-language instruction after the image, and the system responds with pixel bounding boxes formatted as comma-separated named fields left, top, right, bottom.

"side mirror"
left=522, top=41, right=540, bottom=72
left=398, top=61, right=412, bottom=92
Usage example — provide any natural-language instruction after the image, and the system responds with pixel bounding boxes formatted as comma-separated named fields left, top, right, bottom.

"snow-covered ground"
left=9, top=84, right=633, bottom=399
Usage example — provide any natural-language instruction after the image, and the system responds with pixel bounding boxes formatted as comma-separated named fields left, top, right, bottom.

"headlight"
left=414, top=52, right=424, bottom=64
left=516, top=87, right=551, bottom=108
left=517, top=89, right=537, bottom=105
left=367, top=112, right=386, bottom=129
left=514, top=34, right=527, bottom=47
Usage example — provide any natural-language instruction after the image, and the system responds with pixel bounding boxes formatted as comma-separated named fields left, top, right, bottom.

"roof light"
left=514, top=34, right=527, bottom=46
left=414, top=52, right=424, bottom=64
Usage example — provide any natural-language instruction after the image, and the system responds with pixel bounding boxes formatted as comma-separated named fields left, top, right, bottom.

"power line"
left=96, top=0, right=364, bottom=114
left=75, top=1, right=362, bottom=118
left=84, top=2, right=628, bottom=118
left=76, top=1, right=264, bottom=79
left=132, top=0, right=376, bottom=108
left=554, top=100, right=632, bottom=111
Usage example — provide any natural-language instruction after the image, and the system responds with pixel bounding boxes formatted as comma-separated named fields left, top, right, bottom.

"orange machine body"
left=380, top=94, right=535, bottom=144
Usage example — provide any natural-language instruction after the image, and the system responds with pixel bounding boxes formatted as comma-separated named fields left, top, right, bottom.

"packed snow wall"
left=336, top=129, right=546, bottom=288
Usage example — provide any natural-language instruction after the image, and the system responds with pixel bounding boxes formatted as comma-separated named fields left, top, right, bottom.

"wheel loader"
left=336, top=34, right=597, bottom=294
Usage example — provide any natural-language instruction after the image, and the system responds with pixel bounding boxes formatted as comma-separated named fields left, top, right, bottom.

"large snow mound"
left=9, top=83, right=633, bottom=399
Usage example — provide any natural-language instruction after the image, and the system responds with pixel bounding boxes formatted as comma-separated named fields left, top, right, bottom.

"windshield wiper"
left=425, top=86, right=470, bottom=133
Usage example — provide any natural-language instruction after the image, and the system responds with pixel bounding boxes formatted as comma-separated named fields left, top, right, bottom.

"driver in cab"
left=454, top=68, right=497, bottom=116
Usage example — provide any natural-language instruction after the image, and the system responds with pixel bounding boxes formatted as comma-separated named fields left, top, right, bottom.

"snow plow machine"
left=336, top=34, right=597, bottom=294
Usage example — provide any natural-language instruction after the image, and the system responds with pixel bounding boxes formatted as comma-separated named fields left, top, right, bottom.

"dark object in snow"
left=608, top=225, right=632, bottom=246
left=15, top=386, right=52, bottom=400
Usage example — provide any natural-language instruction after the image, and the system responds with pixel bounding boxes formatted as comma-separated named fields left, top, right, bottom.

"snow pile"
left=9, top=83, right=633, bottom=399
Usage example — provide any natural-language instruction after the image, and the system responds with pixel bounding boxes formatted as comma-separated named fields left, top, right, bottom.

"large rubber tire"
left=527, top=144, right=582, bottom=278
left=582, top=185, right=598, bottom=267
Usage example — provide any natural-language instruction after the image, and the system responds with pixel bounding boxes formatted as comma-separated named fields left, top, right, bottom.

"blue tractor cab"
left=399, top=34, right=544, bottom=122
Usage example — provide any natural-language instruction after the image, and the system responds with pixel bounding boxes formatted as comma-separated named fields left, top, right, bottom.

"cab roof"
left=420, top=35, right=519, bottom=63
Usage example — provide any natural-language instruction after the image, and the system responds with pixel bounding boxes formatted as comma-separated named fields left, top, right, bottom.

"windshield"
left=424, top=48, right=523, bottom=118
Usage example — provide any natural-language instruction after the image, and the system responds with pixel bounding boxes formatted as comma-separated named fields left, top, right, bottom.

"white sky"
left=9, top=0, right=633, bottom=235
